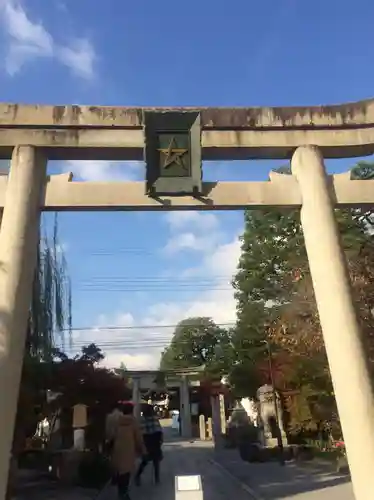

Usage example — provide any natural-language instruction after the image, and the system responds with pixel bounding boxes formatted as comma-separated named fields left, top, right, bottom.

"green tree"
left=77, top=343, right=105, bottom=364
left=231, top=162, right=374, bottom=423
left=159, top=317, right=233, bottom=376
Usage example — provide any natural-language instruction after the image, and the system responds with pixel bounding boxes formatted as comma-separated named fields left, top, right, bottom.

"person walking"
left=105, top=402, right=124, bottom=450
left=135, top=404, right=163, bottom=486
left=110, top=402, right=146, bottom=500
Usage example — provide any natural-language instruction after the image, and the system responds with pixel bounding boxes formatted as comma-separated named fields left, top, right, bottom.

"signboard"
left=144, top=111, right=202, bottom=196
left=72, top=404, right=88, bottom=429
left=191, top=403, right=199, bottom=416
left=175, top=475, right=203, bottom=500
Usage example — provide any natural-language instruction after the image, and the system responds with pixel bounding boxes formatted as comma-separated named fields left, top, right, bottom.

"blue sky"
left=0, top=0, right=373, bottom=369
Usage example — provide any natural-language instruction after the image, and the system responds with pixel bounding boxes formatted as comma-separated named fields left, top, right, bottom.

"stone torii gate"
left=123, top=368, right=201, bottom=439
left=0, top=100, right=374, bottom=499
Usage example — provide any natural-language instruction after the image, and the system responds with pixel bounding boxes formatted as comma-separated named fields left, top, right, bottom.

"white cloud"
left=69, top=312, right=169, bottom=371
left=62, top=160, right=145, bottom=182
left=186, top=237, right=241, bottom=278
left=165, top=211, right=219, bottom=232
left=68, top=222, right=242, bottom=371
left=2, top=0, right=53, bottom=75
left=104, top=352, right=159, bottom=371
left=144, top=229, right=241, bottom=368
left=57, top=38, right=96, bottom=80
left=163, top=211, right=223, bottom=255
left=0, top=0, right=96, bottom=79
left=163, top=232, right=219, bottom=255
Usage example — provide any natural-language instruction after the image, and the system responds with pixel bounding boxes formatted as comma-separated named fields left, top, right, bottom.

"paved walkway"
left=13, top=422, right=358, bottom=500
left=98, top=440, right=254, bottom=500
left=213, top=448, right=355, bottom=500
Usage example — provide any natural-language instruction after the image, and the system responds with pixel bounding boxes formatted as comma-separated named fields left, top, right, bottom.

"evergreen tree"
left=159, top=317, right=233, bottom=376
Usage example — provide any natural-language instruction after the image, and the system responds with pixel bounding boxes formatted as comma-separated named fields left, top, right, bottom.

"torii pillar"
left=180, top=375, right=192, bottom=438
left=0, top=146, right=47, bottom=500
left=291, top=145, right=374, bottom=500
left=132, top=376, right=141, bottom=419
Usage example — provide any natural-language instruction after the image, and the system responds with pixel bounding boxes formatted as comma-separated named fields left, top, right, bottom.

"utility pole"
left=264, top=339, right=285, bottom=466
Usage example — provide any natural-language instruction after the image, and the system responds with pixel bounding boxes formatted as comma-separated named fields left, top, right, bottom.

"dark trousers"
left=115, top=472, right=131, bottom=498
left=136, top=456, right=160, bottom=482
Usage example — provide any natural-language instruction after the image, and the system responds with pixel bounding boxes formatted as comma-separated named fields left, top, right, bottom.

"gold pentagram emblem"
left=158, top=136, right=188, bottom=170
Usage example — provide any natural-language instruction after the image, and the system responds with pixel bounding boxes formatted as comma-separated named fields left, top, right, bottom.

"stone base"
left=336, top=455, right=349, bottom=474
left=51, top=449, right=86, bottom=485
left=265, top=436, right=288, bottom=448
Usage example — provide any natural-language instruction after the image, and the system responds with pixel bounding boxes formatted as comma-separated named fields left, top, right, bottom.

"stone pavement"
left=98, top=440, right=254, bottom=500
left=13, top=423, right=358, bottom=500
left=13, top=484, right=97, bottom=500
left=213, top=447, right=356, bottom=500
left=11, top=469, right=98, bottom=500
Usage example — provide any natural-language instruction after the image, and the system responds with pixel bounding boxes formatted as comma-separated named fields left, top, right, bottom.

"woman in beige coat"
left=111, top=403, right=146, bottom=500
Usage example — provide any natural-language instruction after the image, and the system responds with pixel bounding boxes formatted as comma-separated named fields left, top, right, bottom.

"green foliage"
left=15, top=214, right=72, bottom=452
left=26, top=214, right=72, bottom=360
left=228, top=361, right=262, bottom=398
left=76, top=343, right=105, bottom=364
left=47, top=343, right=132, bottom=409
left=159, top=317, right=233, bottom=376
left=231, top=161, right=374, bottom=423
left=284, top=385, right=318, bottom=434
left=234, top=208, right=304, bottom=306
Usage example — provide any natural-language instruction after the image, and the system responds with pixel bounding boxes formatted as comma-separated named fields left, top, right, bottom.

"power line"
left=57, top=343, right=269, bottom=354
left=63, top=338, right=237, bottom=345
left=56, top=338, right=259, bottom=349
left=72, top=275, right=236, bottom=293
left=60, top=340, right=231, bottom=348
left=89, top=250, right=154, bottom=256
left=75, top=277, right=234, bottom=285
left=77, top=288, right=232, bottom=293
left=77, top=284, right=231, bottom=288
left=41, top=245, right=235, bottom=257
left=78, top=276, right=232, bottom=281
left=74, top=276, right=235, bottom=293
left=59, top=321, right=236, bottom=332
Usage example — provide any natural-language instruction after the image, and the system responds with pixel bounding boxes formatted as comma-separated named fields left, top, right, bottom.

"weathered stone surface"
left=2, top=99, right=374, bottom=160
left=0, top=173, right=370, bottom=211
left=1, top=98, right=374, bottom=128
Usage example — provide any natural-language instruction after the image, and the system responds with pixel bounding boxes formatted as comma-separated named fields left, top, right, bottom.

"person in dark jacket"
left=135, top=404, right=163, bottom=485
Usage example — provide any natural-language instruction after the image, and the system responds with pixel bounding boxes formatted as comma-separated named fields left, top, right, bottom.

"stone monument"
left=256, top=384, right=287, bottom=447
left=72, top=403, right=88, bottom=451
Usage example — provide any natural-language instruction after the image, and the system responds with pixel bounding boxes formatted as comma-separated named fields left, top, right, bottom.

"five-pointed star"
left=158, top=136, right=188, bottom=169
